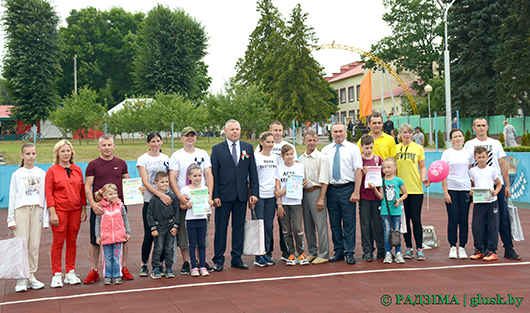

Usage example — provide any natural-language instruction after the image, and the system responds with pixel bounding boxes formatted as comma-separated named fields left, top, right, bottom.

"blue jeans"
left=382, top=215, right=402, bottom=255
left=326, top=183, right=356, bottom=255
left=103, top=243, right=122, bottom=278
left=254, top=197, right=276, bottom=253
left=445, top=190, right=471, bottom=247
left=187, top=219, right=207, bottom=268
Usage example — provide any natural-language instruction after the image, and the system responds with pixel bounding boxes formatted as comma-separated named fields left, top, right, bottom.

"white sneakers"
left=383, top=252, right=393, bottom=264
left=51, top=273, right=63, bottom=288
left=458, top=247, right=468, bottom=259
left=27, top=275, right=45, bottom=289
left=15, top=279, right=27, bottom=292
left=449, top=246, right=458, bottom=259
left=64, top=270, right=81, bottom=285
left=395, top=252, right=405, bottom=264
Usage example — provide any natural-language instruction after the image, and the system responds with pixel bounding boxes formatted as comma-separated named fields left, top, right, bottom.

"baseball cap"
left=181, top=126, right=197, bottom=136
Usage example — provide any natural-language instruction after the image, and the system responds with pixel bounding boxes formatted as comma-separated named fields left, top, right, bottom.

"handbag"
left=243, top=210, right=266, bottom=255
left=507, top=200, right=524, bottom=241
left=422, top=226, right=439, bottom=249
left=0, top=232, right=30, bottom=280
left=382, top=179, right=401, bottom=247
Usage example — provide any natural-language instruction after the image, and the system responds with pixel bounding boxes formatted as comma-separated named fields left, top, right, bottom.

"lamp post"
left=425, top=84, right=433, bottom=145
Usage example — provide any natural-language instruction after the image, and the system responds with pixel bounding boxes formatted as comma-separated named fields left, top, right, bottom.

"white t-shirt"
left=276, top=162, right=305, bottom=205
left=137, top=152, right=170, bottom=202
left=469, top=166, right=500, bottom=202
left=169, top=148, right=211, bottom=191
left=181, top=185, right=209, bottom=220
left=255, top=140, right=297, bottom=164
left=255, top=152, right=277, bottom=198
left=441, top=148, right=474, bottom=190
left=464, top=137, right=506, bottom=185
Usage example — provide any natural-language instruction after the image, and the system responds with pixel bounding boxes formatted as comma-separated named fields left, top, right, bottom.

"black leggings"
left=403, top=194, right=424, bottom=249
left=141, top=202, right=164, bottom=264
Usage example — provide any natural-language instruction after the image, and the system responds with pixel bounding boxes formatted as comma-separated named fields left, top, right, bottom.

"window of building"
left=356, top=85, right=361, bottom=102
left=341, top=111, right=346, bottom=122
left=349, top=110, right=355, bottom=118
left=348, top=87, right=355, bottom=102
left=340, top=88, right=346, bottom=103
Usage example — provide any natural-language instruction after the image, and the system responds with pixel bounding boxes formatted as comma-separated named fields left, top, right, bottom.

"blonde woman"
left=45, top=140, right=87, bottom=288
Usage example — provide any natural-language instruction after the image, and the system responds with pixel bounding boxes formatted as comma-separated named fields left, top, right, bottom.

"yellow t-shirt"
left=396, top=142, right=425, bottom=194
left=357, top=132, right=397, bottom=160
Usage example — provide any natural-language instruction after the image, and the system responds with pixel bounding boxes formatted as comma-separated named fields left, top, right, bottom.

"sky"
left=0, top=0, right=393, bottom=93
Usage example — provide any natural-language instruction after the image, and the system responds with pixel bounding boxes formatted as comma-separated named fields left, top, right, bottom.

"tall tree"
left=58, top=7, right=144, bottom=108
left=2, top=0, right=62, bottom=124
left=266, top=4, right=336, bottom=123
left=449, top=0, right=508, bottom=117
left=364, top=0, right=443, bottom=89
left=133, top=4, right=210, bottom=100
left=235, top=0, right=286, bottom=90
left=494, top=0, right=530, bottom=116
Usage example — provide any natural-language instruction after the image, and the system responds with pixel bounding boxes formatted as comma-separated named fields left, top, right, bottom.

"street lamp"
left=425, top=84, right=433, bottom=145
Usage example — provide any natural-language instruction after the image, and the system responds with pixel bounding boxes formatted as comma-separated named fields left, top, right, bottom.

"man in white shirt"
left=464, top=118, right=520, bottom=260
left=322, top=122, right=363, bottom=264
left=299, top=130, right=330, bottom=264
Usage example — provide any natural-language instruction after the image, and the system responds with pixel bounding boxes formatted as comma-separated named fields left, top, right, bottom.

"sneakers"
left=298, top=254, right=310, bottom=265
left=504, top=247, right=521, bottom=260
left=181, top=261, right=191, bottom=275
left=51, top=272, right=63, bottom=288
left=122, top=267, right=134, bottom=280
left=103, top=277, right=112, bottom=285
left=263, top=254, right=276, bottom=266
left=83, top=269, right=100, bottom=284
left=165, top=268, right=175, bottom=278
left=191, top=268, right=200, bottom=277
left=27, top=275, right=45, bottom=290
left=113, top=277, right=122, bottom=284
left=458, top=247, right=468, bottom=259
left=362, top=253, right=373, bottom=262
left=311, top=257, right=329, bottom=264
left=64, top=270, right=81, bottom=285
left=139, top=264, right=149, bottom=277
left=470, top=250, right=484, bottom=260
left=383, top=253, right=393, bottom=264
left=150, top=267, right=162, bottom=279
left=286, top=254, right=297, bottom=266
left=403, top=248, right=413, bottom=259
left=395, top=252, right=405, bottom=264
left=205, top=262, right=214, bottom=272
left=483, top=251, right=498, bottom=261
left=416, top=249, right=426, bottom=261
left=449, top=246, right=458, bottom=259
left=281, top=252, right=290, bottom=261
left=253, top=256, right=268, bottom=267
left=15, top=279, right=27, bottom=292
left=200, top=267, right=209, bottom=276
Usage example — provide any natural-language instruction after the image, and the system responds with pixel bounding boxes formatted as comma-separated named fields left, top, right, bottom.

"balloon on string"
left=427, top=160, right=449, bottom=183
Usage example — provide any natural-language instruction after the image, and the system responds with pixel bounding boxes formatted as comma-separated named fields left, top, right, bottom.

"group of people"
left=6, top=115, right=521, bottom=292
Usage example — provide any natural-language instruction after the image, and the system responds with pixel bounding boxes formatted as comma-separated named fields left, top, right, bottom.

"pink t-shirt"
left=360, top=155, right=383, bottom=201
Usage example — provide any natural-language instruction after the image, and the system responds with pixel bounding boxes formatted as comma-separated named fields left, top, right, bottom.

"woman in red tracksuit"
left=94, top=183, right=131, bottom=285
left=45, top=140, right=87, bottom=288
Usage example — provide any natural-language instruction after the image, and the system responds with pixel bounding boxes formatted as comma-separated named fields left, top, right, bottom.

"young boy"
left=469, top=147, right=503, bottom=261
left=358, top=135, right=384, bottom=262
left=147, top=172, right=180, bottom=278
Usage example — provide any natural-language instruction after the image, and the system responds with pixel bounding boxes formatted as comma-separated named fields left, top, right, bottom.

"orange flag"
left=360, top=71, right=372, bottom=117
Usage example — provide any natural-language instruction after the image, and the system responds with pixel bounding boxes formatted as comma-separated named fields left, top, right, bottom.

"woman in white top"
left=441, top=129, right=474, bottom=259
left=137, top=132, right=171, bottom=276
left=253, top=131, right=278, bottom=267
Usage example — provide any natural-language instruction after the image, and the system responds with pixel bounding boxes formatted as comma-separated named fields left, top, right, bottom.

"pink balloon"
left=428, top=160, right=449, bottom=183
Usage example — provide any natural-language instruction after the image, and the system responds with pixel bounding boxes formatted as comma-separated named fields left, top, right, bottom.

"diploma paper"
left=190, top=188, right=211, bottom=215
left=472, top=188, right=492, bottom=203
left=364, top=166, right=382, bottom=188
left=122, top=178, right=143, bottom=205
left=286, top=174, right=303, bottom=199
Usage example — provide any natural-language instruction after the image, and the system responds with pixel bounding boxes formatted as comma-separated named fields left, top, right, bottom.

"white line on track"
left=2, top=261, right=529, bottom=306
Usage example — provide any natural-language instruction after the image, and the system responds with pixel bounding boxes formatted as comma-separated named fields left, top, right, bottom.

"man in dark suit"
left=211, top=119, right=259, bottom=271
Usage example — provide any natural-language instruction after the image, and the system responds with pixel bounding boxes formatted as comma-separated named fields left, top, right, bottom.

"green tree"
left=494, top=0, right=530, bottom=116
left=401, top=77, right=445, bottom=117
left=49, top=86, right=107, bottom=145
left=2, top=0, right=62, bottom=125
left=58, top=7, right=144, bottom=108
left=267, top=4, right=336, bottom=123
left=449, top=0, right=508, bottom=117
left=235, top=0, right=286, bottom=91
left=133, top=4, right=210, bottom=100
left=363, top=0, right=443, bottom=90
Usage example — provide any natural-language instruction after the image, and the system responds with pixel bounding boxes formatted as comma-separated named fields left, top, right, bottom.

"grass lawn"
left=0, top=137, right=328, bottom=165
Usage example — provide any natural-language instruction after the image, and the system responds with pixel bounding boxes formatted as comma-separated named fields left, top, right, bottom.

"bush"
left=505, top=146, right=530, bottom=152
left=355, top=129, right=363, bottom=142
left=464, top=129, right=472, bottom=143
left=522, top=131, right=529, bottom=146
left=437, top=129, right=446, bottom=149
left=499, top=131, right=505, bottom=146
left=347, top=130, right=352, bottom=142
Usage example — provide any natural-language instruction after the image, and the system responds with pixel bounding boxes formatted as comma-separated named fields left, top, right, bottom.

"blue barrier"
left=0, top=154, right=528, bottom=209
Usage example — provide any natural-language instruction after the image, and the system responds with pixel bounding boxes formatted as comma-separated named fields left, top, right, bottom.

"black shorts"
left=90, top=204, right=128, bottom=246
